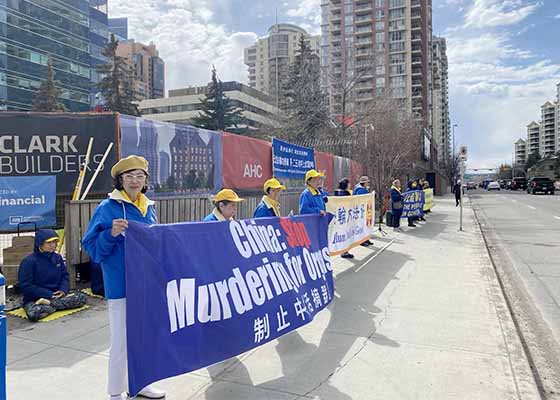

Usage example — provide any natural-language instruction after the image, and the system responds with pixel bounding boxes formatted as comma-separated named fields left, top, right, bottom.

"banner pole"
left=81, top=142, right=114, bottom=200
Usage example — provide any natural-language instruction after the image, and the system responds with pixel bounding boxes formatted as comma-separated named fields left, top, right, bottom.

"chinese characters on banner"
left=124, top=214, right=334, bottom=396
left=272, top=138, right=315, bottom=180
left=326, top=193, right=376, bottom=256
left=401, top=190, right=425, bottom=218
left=423, top=188, right=434, bottom=212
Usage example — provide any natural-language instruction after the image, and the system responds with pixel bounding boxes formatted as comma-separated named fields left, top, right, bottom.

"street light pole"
left=452, top=124, right=458, bottom=160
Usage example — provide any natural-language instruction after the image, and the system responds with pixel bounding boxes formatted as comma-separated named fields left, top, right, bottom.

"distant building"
left=244, top=24, right=320, bottom=108
left=540, top=101, right=556, bottom=157
left=159, top=151, right=170, bottom=184
left=432, top=37, right=450, bottom=163
left=139, top=81, right=280, bottom=133
left=526, top=121, right=541, bottom=158
left=514, top=138, right=526, bottom=166
left=109, top=18, right=129, bottom=41
left=116, top=40, right=165, bottom=100
left=169, top=126, right=215, bottom=187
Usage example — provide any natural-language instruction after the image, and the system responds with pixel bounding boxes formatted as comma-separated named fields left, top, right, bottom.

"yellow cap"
left=44, top=236, right=59, bottom=243
left=263, top=178, right=286, bottom=193
left=305, top=169, right=324, bottom=182
left=213, top=189, right=244, bottom=203
left=111, top=155, right=149, bottom=178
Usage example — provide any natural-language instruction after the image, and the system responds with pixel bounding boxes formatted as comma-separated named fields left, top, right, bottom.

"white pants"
left=107, top=298, right=128, bottom=396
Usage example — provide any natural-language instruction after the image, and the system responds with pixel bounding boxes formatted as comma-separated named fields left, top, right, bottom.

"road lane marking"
left=555, top=216, right=560, bottom=221
left=511, top=199, right=518, bottom=203
left=527, top=205, right=536, bottom=210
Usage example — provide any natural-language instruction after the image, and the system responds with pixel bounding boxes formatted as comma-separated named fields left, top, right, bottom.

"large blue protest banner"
left=272, top=138, right=315, bottom=180
left=400, top=190, right=425, bottom=218
left=0, top=176, right=56, bottom=231
left=125, top=214, right=334, bottom=396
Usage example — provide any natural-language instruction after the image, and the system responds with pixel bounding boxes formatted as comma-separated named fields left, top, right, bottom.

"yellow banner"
left=423, top=188, right=434, bottom=211
left=326, top=193, right=375, bottom=256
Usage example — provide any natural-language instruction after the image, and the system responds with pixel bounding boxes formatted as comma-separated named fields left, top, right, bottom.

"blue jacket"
left=254, top=196, right=281, bottom=218
left=299, top=186, right=326, bottom=215
left=389, top=187, right=404, bottom=215
left=334, top=189, right=351, bottom=197
left=82, top=190, right=156, bottom=299
left=18, top=229, right=69, bottom=305
left=353, top=185, right=369, bottom=195
left=203, top=209, right=227, bottom=222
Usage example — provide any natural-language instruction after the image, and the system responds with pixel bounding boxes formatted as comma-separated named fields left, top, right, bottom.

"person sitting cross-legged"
left=18, top=229, right=87, bottom=322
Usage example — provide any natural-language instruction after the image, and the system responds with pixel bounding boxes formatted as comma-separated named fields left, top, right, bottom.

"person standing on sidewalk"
left=406, top=179, right=419, bottom=227
left=333, top=178, right=355, bottom=259
left=350, top=176, right=374, bottom=246
left=453, top=179, right=462, bottom=207
left=204, top=189, right=245, bottom=221
left=82, top=156, right=165, bottom=400
left=390, top=179, right=404, bottom=231
left=254, top=178, right=285, bottom=218
left=299, top=169, right=327, bottom=216
left=18, top=229, right=87, bottom=322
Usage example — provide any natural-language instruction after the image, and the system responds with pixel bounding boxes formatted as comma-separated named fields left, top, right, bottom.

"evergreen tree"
left=280, top=35, right=329, bottom=144
left=32, top=57, right=67, bottom=112
left=526, top=151, right=541, bottom=170
left=191, top=66, right=243, bottom=131
left=96, top=34, right=139, bottom=116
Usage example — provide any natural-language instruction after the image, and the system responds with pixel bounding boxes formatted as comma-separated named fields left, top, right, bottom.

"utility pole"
left=459, top=145, right=467, bottom=232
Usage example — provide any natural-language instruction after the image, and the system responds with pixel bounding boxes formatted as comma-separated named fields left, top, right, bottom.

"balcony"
left=355, top=2, right=373, bottom=12
left=355, top=26, right=373, bottom=34
left=355, top=14, right=373, bottom=25
left=411, top=0, right=421, bottom=8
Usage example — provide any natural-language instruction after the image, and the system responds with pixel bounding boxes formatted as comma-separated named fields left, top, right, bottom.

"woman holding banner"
left=333, top=178, right=355, bottom=258
left=82, top=156, right=165, bottom=400
left=299, top=169, right=327, bottom=216
left=204, top=188, right=245, bottom=221
left=253, top=178, right=285, bottom=218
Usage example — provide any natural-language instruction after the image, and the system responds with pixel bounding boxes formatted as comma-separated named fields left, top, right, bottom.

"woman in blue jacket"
left=254, top=178, right=286, bottom=218
left=203, top=188, right=245, bottom=221
left=299, top=169, right=327, bottom=216
left=82, top=156, right=165, bottom=400
left=389, top=179, right=404, bottom=231
left=18, top=229, right=87, bottom=321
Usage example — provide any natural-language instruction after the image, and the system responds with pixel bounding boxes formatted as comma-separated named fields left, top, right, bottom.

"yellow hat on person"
left=213, top=189, right=244, bottom=203
left=44, top=236, right=59, bottom=243
left=305, top=169, right=325, bottom=182
left=111, top=155, right=149, bottom=178
left=263, top=178, right=286, bottom=193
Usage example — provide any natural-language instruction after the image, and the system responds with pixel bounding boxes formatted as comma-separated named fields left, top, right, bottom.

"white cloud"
left=555, top=14, right=560, bottom=19
left=286, top=0, right=321, bottom=26
left=447, top=33, right=532, bottom=64
left=464, top=0, right=539, bottom=28
left=109, top=1, right=257, bottom=92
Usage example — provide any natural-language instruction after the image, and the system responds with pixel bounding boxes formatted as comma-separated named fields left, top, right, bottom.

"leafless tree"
left=439, top=154, right=461, bottom=186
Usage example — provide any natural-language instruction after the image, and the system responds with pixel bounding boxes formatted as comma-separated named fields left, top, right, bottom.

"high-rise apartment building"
left=321, top=0, right=433, bottom=129
left=432, top=36, right=450, bottom=162
left=116, top=39, right=165, bottom=100
left=514, top=138, right=526, bottom=166
left=244, top=24, right=320, bottom=107
left=526, top=121, right=540, bottom=157
left=0, top=0, right=108, bottom=111
left=540, top=101, right=556, bottom=157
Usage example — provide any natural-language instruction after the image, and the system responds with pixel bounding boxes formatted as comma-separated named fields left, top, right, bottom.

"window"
left=375, top=10, right=385, bottom=20
left=345, top=25, right=353, bottom=34
left=389, top=8, right=405, bottom=20
left=376, top=32, right=385, bottom=42
left=376, top=77, right=385, bottom=88
left=344, top=4, right=353, bottom=12
left=376, top=0, right=385, bottom=6
left=376, top=65, right=385, bottom=75
left=389, top=42, right=405, bottom=52
left=389, top=0, right=405, bottom=7
left=376, top=21, right=385, bottom=31
left=390, top=31, right=404, bottom=42
left=345, top=15, right=353, bottom=25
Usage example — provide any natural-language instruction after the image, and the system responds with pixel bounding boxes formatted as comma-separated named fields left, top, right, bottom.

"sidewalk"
left=6, top=196, right=540, bottom=400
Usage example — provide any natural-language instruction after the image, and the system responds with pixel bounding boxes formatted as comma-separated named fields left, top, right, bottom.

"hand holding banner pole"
left=81, top=142, right=114, bottom=200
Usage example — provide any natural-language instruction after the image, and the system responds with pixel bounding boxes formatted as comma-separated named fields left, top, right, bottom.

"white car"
left=487, top=181, right=501, bottom=191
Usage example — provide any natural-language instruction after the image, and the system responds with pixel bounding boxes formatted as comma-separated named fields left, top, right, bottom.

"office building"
left=432, top=36, right=450, bottom=162
left=244, top=24, right=320, bottom=107
left=116, top=39, right=165, bottom=100
left=109, top=17, right=128, bottom=41
left=90, top=0, right=109, bottom=107
left=321, top=0, right=433, bottom=129
left=139, top=81, right=280, bottom=132
left=0, top=0, right=105, bottom=111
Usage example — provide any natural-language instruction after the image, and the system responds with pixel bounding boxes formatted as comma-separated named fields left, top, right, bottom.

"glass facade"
left=0, top=0, right=108, bottom=111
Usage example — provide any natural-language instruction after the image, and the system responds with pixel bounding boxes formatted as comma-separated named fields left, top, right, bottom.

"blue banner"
left=272, top=138, right=315, bottom=179
left=0, top=176, right=56, bottom=231
left=401, top=190, right=425, bottom=218
left=125, top=214, right=334, bottom=395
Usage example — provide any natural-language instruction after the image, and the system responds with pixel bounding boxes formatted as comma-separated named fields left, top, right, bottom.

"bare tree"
left=439, top=154, right=461, bottom=186
left=353, top=97, right=423, bottom=215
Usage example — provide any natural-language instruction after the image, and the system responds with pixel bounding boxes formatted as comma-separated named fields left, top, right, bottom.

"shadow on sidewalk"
left=202, top=248, right=410, bottom=399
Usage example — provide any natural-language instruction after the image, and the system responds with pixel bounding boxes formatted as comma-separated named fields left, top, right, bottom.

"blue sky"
left=109, top=0, right=560, bottom=169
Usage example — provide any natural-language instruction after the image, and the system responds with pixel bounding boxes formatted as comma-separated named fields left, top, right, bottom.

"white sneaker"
left=138, top=385, right=166, bottom=399
left=109, top=394, right=129, bottom=400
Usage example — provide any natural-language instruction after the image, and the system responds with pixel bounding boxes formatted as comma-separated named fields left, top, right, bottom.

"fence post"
left=0, top=272, right=7, bottom=400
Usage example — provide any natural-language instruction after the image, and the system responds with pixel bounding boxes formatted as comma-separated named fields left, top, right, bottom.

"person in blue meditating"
left=18, top=229, right=87, bottom=322
left=82, top=155, right=165, bottom=400
left=253, top=178, right=286, bottom=218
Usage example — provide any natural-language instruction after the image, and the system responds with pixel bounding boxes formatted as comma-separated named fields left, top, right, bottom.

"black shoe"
left=419, top=217, right=426, bottom=221
left=408, top=223, right=417, bottom=227
left=341, top=252, right=354, bottom=259
left=361, top=240, right=373, bottom=247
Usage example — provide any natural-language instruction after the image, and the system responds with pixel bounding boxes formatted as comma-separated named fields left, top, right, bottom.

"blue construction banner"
left=401, top=190, right=425, bottom=218
left=0, top=176, right=56, bottom=231
left=272, top=138, right=315, bottom=179
left=125, top=214, right=334, bottom=396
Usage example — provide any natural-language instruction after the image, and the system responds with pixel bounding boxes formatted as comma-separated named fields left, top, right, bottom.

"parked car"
left=481, top=179, right=492, bottom=189
left=504, top=179, right=512, bottom=189
left=487, top=181, right=501, bottom=191
left=527, top=177, right=555, bottom=195
left=510, top=177, right=528, bottom=191
left=466, top=182, right=477, bottom=190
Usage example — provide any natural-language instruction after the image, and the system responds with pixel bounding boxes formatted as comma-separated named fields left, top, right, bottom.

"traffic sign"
left=459, top=145, right=467, bottom=161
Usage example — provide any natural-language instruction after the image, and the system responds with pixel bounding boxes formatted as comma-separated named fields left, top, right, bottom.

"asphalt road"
left=469, top=188, right=560, bottom=398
